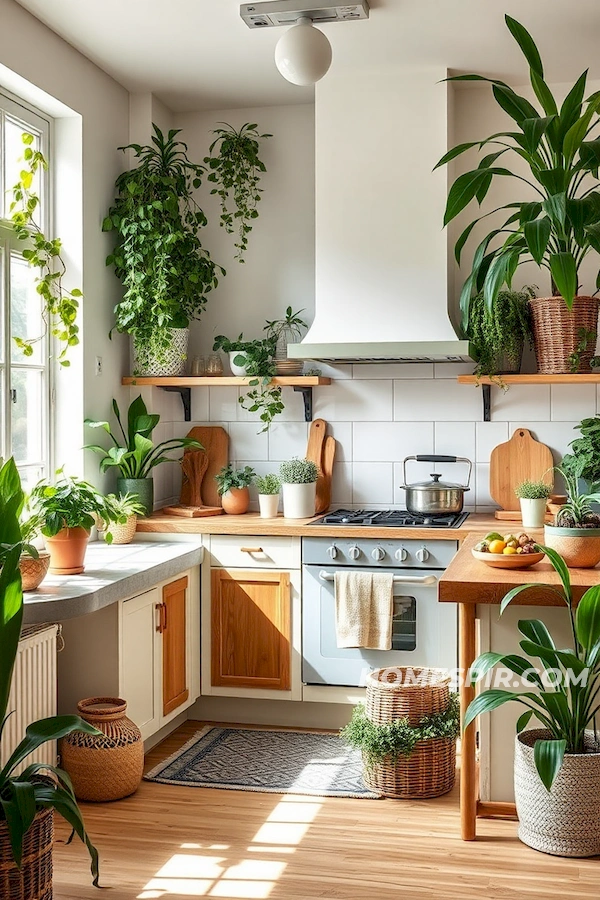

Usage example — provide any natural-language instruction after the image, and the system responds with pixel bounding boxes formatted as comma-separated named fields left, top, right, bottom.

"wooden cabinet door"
left=211, top=569, right=291, bottom=690
left=161, top=576, right=189, bottom=716
left=120, top=588, right=161, bottom=740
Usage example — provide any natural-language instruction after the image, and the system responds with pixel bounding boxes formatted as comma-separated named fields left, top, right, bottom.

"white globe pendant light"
left=275, top=17, right=332, bottom=86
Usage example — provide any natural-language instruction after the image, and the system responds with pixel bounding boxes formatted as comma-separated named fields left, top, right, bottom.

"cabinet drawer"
left=209, top=535, right=300, bottom=570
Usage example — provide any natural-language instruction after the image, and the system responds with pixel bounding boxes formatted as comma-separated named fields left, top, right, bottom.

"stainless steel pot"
left=401, top=455, right=472, bottom=516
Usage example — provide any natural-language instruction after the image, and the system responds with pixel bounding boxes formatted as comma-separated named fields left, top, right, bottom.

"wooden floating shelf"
left=458, top=374, right=600, bottom=385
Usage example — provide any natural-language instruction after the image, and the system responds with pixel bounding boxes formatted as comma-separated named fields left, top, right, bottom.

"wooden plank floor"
left=53, top=723, right=599, bottom=900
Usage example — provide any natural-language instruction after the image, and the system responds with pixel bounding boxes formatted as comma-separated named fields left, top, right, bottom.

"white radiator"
left=1, top=624, right=59, bottom=774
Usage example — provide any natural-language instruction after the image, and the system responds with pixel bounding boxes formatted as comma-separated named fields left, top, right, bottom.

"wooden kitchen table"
left=439, top=532, right=600, bottom=841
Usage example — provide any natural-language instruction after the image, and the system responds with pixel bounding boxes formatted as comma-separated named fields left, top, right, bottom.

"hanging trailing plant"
left=10, top=133, right=81, bottom=366
left=466, top=286, right=535, bottom=378
left=206, top=123, right=271, bottom=262
left=213, top=333, right=283, bottom=432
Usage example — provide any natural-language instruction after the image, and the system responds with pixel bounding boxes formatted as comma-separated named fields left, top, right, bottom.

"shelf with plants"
left=457, top=373, right=600, bottom=421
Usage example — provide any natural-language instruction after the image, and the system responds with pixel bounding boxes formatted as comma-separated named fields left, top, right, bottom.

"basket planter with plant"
left=0, top=458, right=100, bottom=895
left=17, top=503, right=48, bottom=593
left=84, top=395, right=202, bottom=516
left=279, top=458, right=319, bottom=519
left=466, top=288, right=535, bottom=379
left=255, top=473, right=281, bottom=518
left=103, top=125, right=224, bottom=376
left=438, top=15, right=600, bottom=374
left=515, top=479, right=552, bottom=529
left=465, top=545, right=600, bottom=856
left=212, top=333, right=284, bottom=432
left=100, top=493, right=146, bottom=545
left=30, top=473, right=107, bottom=576
left=215, top=465, right=255, bottom=515
left=264, top=307, right=308, bottom=375
left=543, top=464, right=600, bottom=567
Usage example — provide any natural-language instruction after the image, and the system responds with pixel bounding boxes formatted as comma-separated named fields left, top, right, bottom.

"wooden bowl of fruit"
left=471, top=532, right=545, bottom=569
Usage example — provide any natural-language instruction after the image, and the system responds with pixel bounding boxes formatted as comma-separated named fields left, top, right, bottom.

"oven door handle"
left=318, top=570, right=438, bottom=585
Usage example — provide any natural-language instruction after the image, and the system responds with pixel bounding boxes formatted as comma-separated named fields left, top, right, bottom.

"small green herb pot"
left=117, top=478, right=153, bottom=517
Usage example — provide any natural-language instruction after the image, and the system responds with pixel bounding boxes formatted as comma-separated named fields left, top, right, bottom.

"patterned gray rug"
left=145, top=726, right=381, bottom=798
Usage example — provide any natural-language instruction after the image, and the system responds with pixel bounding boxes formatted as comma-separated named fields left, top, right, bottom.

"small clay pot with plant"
left=544, top=464, right=600, bottom=567
left=215, top=465, right=255, bottom=515
left=515, top=478, right=552, bottom=529
left=255, top=473, right=281, bottom=518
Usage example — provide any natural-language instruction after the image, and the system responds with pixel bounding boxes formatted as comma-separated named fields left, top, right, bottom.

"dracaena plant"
left=554, top=463, right=600, bottom=528
left=437, top=14, right=600, bottom=328
left=0, top=458, right=100, bottom=884
left=84, top=395, right=202, bottom=479
left=465, top=545, right=600, bottom=791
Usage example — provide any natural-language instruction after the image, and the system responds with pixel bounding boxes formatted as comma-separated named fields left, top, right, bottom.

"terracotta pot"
left=19, top=551, right=51, bottom=592
left=221, top=487, right=250, bottom=515
left=45, top=526, right=91, bottom=575
left=544, top=524, right=600, bottom=568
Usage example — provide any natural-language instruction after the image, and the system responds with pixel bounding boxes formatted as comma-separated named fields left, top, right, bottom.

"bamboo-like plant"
left=437, top=15, right=600, bottom=327
left=0, top=458, right=100, bottom=884
left=465, top=545, right=600, bottom=790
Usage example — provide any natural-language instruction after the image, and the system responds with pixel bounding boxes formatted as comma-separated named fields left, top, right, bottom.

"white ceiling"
left=14, top=0, right=600, bottom=112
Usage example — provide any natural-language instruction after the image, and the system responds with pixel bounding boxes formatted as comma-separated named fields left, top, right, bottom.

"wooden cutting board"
left=306, top=419, right=327, bottom=468
left=315, top=435, right=336, bottom=514
left=490, top=427, right=554, bottom=516
left=180, top=426, right=229, bottom=509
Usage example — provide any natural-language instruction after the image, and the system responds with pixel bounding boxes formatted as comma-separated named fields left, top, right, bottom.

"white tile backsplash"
left=434, top=422, right=476, bottom=465
left=394, top=378, right=482, bottom=421
left=476, top=422, right=509, bottom=463
left=268, top=421, right=309, bottom=461
left=492, top=384, right=551, bottom=421
left=229, top=422, right=269, bottom=462
left=551, top=384, right=596, bottom=422
left=352, top=462, right=394, bottom=505
left=353, top=422, right=434, bottom=462
left=314, top=379, right=393, bottom=422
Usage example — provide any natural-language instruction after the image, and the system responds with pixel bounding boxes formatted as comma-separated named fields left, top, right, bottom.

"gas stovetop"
left=311, top=508, right=470, bottom=528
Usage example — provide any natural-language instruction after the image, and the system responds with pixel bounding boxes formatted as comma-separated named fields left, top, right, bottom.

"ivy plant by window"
left=0, top=91, right=51, bottom=488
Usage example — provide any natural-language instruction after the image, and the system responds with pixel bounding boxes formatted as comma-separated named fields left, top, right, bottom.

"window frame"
left=0, top=88, right=53, bottom=484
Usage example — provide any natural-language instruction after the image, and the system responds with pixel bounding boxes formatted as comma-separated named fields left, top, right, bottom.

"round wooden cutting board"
left=489, top=427, right=554, bottom=513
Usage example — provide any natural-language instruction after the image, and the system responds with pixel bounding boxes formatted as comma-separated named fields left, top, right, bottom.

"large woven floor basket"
left=363, top=667, right=456, bottom=799
left=530, top=296, right=600, bottom=374
left=0, top=808, right=53, bottom=900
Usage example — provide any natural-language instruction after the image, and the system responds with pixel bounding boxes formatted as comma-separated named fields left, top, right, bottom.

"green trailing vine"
left=10, top=133, right=81, bottom=365
left=568, top=328, right=600, bottom=373
left=341, top=694, right=460, bottom=770
left=466, top=286, right=535, bottom=380
left=213, top=333, right=283, bottom=432
left=206, top=123, right=271, bottom=262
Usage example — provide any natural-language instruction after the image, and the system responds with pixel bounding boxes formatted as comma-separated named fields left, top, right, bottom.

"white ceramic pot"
left=229, top=350, right=249, bottom=376
left=132, top=328, right=189, bottom=376
left=282, top=482, right=316, bottom=519
left=258, top=493, right=280, bottom=518
left=520, top=497, right=547, bottom=529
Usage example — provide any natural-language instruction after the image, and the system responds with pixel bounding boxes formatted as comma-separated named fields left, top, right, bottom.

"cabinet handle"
left=155, top=602, right=164, bottom=634
left=162, top=602, right=168, bottom=632
left=240, top=547, right=263, bottom=554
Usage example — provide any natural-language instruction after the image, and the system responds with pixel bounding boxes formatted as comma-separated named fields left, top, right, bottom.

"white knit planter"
left=519, top=498, right=547, bottom=528
left=132, top=328, right=189, bottom=376
left=514, top=729, right=600, bottom=857
left=258, top=494, right=280, bottom=518
left=282, top=482, right=316, bottom=519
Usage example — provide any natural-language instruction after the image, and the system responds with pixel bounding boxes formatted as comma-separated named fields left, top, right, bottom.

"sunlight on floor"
left=136, top=795, right=323, bottom=899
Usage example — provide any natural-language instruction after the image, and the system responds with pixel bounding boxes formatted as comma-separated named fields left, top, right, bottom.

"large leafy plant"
left=30, top=472, right=107, bottom=537
left=103, top=125, right=224, bottom=370
left=438, top=15, right=600, bottom=326
left=0, top=458, right=100, bottom=884
left=465, top=545, right=600, bottom=790
left=84, top=395, right=202, bottom=479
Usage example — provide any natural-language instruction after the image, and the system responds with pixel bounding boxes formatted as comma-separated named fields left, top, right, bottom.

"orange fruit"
left=488, top=539, right=506, bottom=554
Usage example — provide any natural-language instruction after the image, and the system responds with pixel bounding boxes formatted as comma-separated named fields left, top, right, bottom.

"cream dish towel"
left=334, top=571, right=394, bottom=650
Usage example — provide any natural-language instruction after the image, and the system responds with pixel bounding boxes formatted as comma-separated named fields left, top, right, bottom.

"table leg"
left=459, top=603, right=477, bottom=840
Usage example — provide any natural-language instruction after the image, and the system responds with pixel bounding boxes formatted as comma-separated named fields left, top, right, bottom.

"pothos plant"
left=206, top=123, right=271, bottom=262
left=10, top=133, right=81, bottom=365
left=212, top=333, right=283, bottom=432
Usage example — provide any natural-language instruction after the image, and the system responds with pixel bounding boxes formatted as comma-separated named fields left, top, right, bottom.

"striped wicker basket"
left=60, top=697, right=144, bottom=802
left=530, top=296, right=600, bottom=374
left=0, top=808, right=53, bottom=900
left=363, top=667, right=456, bottom=799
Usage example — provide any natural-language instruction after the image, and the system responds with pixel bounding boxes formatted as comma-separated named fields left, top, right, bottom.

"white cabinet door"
left=120, top=587, right=161, bottom=740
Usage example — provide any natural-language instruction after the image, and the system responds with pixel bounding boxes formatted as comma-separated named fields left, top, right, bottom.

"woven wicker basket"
left=60, top=697, right=144, bottom=802
left=530, top=296, right=600, bottom=374
left=0, top=808, right=53, bottom=900
left=363, top=667, right=456, bottom=799
left=19, top=552, right=50, bottom=592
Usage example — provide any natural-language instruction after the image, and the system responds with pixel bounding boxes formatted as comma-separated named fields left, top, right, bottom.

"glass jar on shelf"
left=191, top=356, right=205, bottom=376
left=206, top=352, right=224, bottom=376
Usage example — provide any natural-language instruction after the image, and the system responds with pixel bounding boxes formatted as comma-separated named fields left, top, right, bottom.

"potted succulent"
left=255, top=473, right=281, bottom=518
left=466, top=288, right=535, bottom=379
left=466, top=545, right=600, bottom=857
left=515, top=479, right=552, bottom=529
left=215, top=465, right=255, bottom=515
left=264, top=306, right=308, bottom=375
left=438, top=15, right=600, bottom=374
left=0, top=458, right=100, bottom=896
left=280, top=458, right=319, bottom=519
left=99, top=493, right=146, bottom=545
left=30, top=472, right=107, bottom=575
left=84, top=395, right=202, bottom=516
left=544, top=464, right=600, bottom=567
left=17, top=503, right=49, bottom=593
left=103, top=125, right=224, bottom=376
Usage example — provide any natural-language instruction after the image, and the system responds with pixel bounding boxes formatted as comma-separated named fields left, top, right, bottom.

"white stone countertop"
left=23, top=540, right=204, bottom=624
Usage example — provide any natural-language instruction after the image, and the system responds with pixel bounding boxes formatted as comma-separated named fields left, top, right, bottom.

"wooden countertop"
left=439, top=532, right=600, bottom=606
left=137, top=511, right=505, bottom=540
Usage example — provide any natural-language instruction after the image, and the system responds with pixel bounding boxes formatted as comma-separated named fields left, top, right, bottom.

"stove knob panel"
left=395, top=547, right=408, bottom=562
left=348, top=545, right=361, bottom=560
left=416, top=547, right=430, bottom=563
left=371, top=546, right=386, bottom=562
left=327, top=545, right=338, bottom=560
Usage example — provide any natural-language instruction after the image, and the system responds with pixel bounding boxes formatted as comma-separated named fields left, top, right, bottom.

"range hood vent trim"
left=287, top=340, right=473, bottom=364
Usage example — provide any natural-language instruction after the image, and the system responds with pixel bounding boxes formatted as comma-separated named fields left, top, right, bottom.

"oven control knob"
left=327, top=545, right=338, bottom=559
left=395, top=547, right=408, bottom=562
left=416, top=547, right=430, bottom=563
left=348, top=545, right=361, bottom=560
left=371, top=546, right=386, bottom=561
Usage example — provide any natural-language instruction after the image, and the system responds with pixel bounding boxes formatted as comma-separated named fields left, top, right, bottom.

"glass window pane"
left=11, top=253, right=44, bottom=364
left=10, top=367, right=45, bottom=465
left=0, top=367, right=6, bottom=460
left=4, top=118, right=42, bottom=224
left=17, top=464, right=44, bottom=492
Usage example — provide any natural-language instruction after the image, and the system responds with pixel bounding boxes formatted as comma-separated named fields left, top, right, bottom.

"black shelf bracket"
left=482, top=383, right=491, bottom=422
left=293, top=385, right=314, bottom=422
left=161, top=386, right=192, bottom=421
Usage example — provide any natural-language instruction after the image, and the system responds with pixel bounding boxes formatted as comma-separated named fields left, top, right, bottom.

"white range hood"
left=290, top=64, right=472, bottom=365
